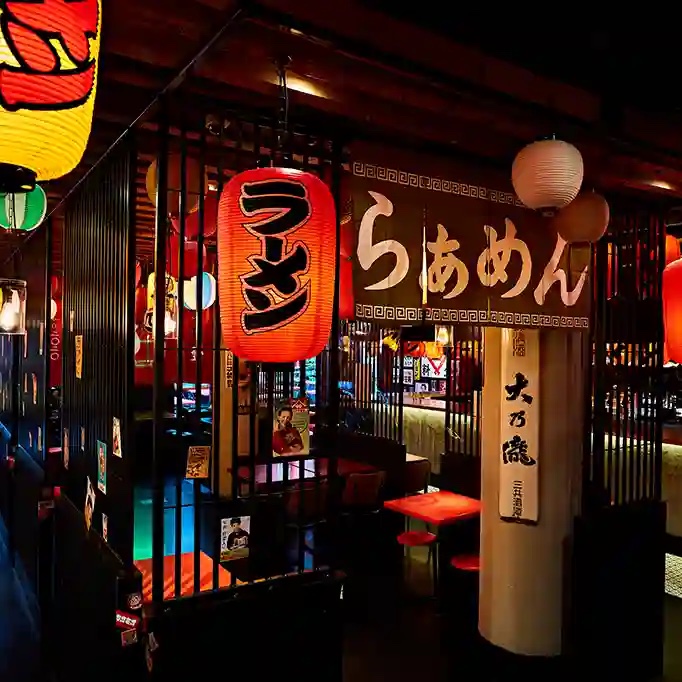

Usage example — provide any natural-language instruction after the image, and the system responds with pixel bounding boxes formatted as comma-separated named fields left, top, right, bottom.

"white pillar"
left=478, top=327, right=585, bottom=657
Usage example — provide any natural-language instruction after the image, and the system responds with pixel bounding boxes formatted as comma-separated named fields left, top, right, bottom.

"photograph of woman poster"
left=272, top=398, right=310, bottom=457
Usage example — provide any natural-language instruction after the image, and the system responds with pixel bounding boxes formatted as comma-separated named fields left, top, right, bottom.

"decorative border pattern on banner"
left=352, top=161, right=525, bottom=208
left=355, top=304, right=589, bottom=329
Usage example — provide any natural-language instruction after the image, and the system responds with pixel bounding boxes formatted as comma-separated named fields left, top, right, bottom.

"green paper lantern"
left=0, top=185, right=47, bottom=231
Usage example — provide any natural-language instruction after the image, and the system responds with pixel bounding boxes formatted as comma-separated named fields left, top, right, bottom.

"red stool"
left=449, top=554, right=480, bottom=625
left=397, top=530, right=436, bottom=548
left=449, top=554, right=479, bottom=572
left=396, top=530, right=438, bottom=595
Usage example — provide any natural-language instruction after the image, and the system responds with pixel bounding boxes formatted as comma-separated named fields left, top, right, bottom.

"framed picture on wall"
left=272, top=397, right=309, bottom=457
left=97, top=440, right=107, bottom=494
left=84, top=477, right=95, bottom=530
left=220, top=516, right=250, bottom=562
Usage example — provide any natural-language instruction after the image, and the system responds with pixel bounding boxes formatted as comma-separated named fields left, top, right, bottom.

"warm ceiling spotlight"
left=649, top=180, right=674, bottom=191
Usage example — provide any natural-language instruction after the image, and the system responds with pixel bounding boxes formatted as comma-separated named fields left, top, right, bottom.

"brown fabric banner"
left=350, top=143, right=591, bottom=330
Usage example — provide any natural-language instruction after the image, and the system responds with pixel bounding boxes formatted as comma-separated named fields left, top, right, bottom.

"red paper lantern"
left=134, top=287, right=147, bottom=324
left=339, top=256, right=355, bottom=320
left=403, top=341, right=426, bottom=358
left=135, top=261, right=142, bottom=287
left=667, top=235, right=681, bottom=266
left=340, top=212, right=354, bottom=258
left=168, top=234, right=207, bottom=279
left=217, top=167, right=336, bottom=363
left=664, top=258, right=682, bottom=363
left=171, top=193, right=219, bottom=239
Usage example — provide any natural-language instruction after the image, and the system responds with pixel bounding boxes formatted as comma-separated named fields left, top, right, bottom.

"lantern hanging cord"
left=0, top=3, right=248, bottom=266
left=276, top=57, right=291, bottom=156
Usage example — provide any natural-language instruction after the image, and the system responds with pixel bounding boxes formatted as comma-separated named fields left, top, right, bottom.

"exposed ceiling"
left=9, top=0, right=682, bottom=266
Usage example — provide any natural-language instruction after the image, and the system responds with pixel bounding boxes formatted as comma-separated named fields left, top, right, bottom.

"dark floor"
left=0, top=529, right=41, bottom=682
left=2, top=527, right=682, bottom=681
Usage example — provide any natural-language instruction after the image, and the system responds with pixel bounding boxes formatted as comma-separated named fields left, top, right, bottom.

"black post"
left=328, top=140, right=343, bottom=452
left=151, top=99, right=170, bottom=605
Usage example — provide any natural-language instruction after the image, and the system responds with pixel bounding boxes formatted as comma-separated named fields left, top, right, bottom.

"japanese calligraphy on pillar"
left=498, top=329, right=540, bottom=523
left=350, top=143, right=590, bottom=330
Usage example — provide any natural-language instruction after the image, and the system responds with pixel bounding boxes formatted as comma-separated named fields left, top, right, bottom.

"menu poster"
left=63, top=428, right=69, bottom=469
left=272, top=397, right=310, bottom=457
left=113, top=417, right=122, bottom=458
left=75, top=334, right=83, bottom=379
left=102, top=513, right=108, bottom=542
left=97, top=440, right=107, bottom=494
left=220, top=515, right=251, bottom=562
left=185, top=445, right=210, bottom=479
left=84, top=477, right=96, bottom=530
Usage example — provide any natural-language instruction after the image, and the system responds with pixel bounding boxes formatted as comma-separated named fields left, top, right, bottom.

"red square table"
left=384, top=490, right=481, bottom=526
left=384, top=491, right=481, bottom=600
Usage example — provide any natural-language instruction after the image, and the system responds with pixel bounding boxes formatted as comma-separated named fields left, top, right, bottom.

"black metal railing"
left=62, top=134, right=136, bottom=563
left=586, top=203, right=665, bottom=510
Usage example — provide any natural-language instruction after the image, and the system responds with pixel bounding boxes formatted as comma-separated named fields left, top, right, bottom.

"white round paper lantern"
left=512, top=139, right=584, bottom=212
left=551, top=191, right=610, bottom=244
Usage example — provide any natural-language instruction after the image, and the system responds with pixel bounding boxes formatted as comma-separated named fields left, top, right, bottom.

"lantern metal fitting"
left=0, top=278, right=27, bottom=335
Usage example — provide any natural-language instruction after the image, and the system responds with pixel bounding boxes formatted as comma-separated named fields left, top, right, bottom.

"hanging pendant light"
left=0, top=279, right=27, bottom=335
left=512, top=137, right=584, bottom=213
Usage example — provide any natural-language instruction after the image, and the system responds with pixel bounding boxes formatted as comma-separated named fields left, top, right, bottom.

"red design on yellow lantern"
left=664, top=258, right=682, bottom=363
left=0, top=0, right=102, bottom=183
left=217, top=167, right=336, bottom=363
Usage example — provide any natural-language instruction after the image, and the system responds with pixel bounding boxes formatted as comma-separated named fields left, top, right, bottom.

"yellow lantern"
left=0, top=0, right=102, bottom=190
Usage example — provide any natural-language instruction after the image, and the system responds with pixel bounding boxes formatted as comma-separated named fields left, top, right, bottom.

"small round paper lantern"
left=0, top=1, right=102, bottom=185
left=171, top=193, right=219, bottom=239
left=184, top=272, right=217, bottom=310
left=512, top=139, right=584, bottom=211
left=168, top=234, right=207, bottom=280
left=50, top=276, right=61, bottom=299
left=339, top=257, right=355, bottom=320
left=134, top=287, right=147, bottom=324
left=340, top=218, right=354, bottom=259
left=146, top=155, right=207, bottom=217
left=217, top=166, right=337, bottom=363
left=0, top=185, right=47, bottom=231
left=666, top=235, right=681, bottom=266
left=551, top=191, right=610, bottom=244
left=403, top=342, right=425, bottom=358
left=663, top=258, right=682, bottom=363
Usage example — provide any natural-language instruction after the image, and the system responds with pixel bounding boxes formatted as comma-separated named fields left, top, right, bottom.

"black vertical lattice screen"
left=587, top=204, right=665, bottom=509
left=0, top=230, right=48, bottom=461
left=62, top=135, right=135, bottom=563
left=17, top=228, right=49, bottom=462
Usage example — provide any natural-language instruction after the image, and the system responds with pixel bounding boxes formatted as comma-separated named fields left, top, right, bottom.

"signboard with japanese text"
left=350, top=143, right=590, bottom=330
left=498, top=329, right=539, bottom=523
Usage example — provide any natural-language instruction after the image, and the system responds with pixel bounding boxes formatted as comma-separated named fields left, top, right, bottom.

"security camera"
left=205, top=114, right=228, bottom=136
